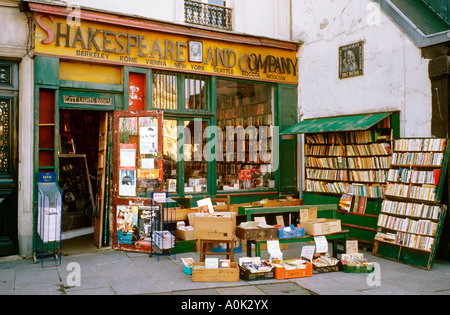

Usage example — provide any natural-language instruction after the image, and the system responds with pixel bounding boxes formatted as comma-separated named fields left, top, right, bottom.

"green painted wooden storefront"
left=33, top=55, right=299, bottom=250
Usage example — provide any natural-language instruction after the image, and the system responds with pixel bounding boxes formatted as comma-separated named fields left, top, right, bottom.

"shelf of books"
left=373, top=138, right=449, bottom=270
left=303, top=116, right=395, bottom=248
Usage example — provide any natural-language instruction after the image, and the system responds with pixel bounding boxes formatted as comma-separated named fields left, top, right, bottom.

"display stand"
left=373, top=138, right=449, bottom=270
left=150, top=192, right=177, bottom=260
left=299, top=112, right=399, bottom=247
left=33, top=172, right=63, bottom=267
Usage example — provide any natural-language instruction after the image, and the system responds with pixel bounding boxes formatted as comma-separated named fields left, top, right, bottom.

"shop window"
left=163, top=119, right=179, bottom=193
left=153, top=71, right=178, bottom=110
left=216, top=79, right=275, bottom=191
left=183, top=119, right=208, bottom=193
left=185, top=74, right=207, bottom=110
left=118, top=116, right=160, bottom=197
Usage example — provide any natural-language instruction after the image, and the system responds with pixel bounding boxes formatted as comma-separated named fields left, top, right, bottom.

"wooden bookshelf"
left=216, top=86, right=275, bottom=191
left=302, top=114, right=401, bottom=248
left=373, top=138, right=449, bottom=270
left=304, top=127, right=392, bottom=199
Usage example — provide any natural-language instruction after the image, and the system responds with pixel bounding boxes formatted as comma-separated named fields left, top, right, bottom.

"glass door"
left=112, top=110, right=164, bottom=252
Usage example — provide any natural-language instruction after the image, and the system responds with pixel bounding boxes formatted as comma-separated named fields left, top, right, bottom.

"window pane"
left=209, top=0, right=225, bottom=6
left=185, top=74, right=207, bottom=110
left=118, top=117, right=160, bottom=197
left=183, top=119, right=208, bottom=193
left=153, top=71, right=178, bottom=110
left=163, top=119, right=178, bottom=193
left=216, top=80, right=275, bottom=191
left=129, top=72, right=146, bottom=110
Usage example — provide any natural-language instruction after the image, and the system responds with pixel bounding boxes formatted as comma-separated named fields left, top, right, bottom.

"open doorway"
left=59, top=109, right=111, bottom=254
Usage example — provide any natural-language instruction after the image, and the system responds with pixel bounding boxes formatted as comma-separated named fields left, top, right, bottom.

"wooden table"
left=199, top=239, right=235, bottom=262
left=238, top=204, right=338, bottom=222
left=246, top=230, right=349, bottom=257
left=237, top=204, right=347, bottom=257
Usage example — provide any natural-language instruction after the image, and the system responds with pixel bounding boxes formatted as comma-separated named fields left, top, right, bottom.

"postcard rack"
left=150, top=192, right=177, bottom=260
left=33, top=172, right=63, bottom=267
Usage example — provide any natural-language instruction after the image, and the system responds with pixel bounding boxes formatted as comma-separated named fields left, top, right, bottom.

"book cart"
left=373, top=138, right=449, bottom=270
left=284, top=112, right=401, bottom=248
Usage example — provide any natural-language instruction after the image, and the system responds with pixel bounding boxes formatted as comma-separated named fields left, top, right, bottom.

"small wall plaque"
left=339, top=41, right=364, bottom=79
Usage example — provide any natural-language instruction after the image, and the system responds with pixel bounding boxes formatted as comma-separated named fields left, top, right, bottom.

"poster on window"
left=140, top=126, right=158, bottom=155
left=120, top=143, right=137, bottom=168
left=116, top=205, right=139, bottom=245
left=119, top=169, right=136, bottom=196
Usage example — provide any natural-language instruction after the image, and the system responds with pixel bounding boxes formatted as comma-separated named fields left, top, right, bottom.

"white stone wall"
left=292, top=0, right=432, bottom=137
left=0, top=0, right=34, bottom=258
left=65, top=0, right=292, bottom=41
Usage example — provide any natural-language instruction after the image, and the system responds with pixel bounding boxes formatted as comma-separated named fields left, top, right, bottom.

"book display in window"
left=373, top=138, right=449, bottom=270
left=216, top=80, right=275, bottom=191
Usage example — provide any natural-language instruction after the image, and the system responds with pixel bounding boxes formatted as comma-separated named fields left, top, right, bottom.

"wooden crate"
left=191, top=262, right=240, bottom=282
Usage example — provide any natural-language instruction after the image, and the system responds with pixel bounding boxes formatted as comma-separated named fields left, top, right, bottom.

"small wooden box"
left=191, top=262, right=240, bottom=282
left=236, top=226, right=279, bottom=241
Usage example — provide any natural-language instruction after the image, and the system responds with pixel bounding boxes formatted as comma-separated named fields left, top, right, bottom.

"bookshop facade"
left=30, top=3, right=299, bottom=249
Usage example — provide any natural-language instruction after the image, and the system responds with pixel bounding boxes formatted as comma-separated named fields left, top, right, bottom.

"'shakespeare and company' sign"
left=34, top=13, right=298, bottom=84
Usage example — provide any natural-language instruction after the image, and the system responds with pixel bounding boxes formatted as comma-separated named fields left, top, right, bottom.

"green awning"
left=281, top=113, right=392, bottom=135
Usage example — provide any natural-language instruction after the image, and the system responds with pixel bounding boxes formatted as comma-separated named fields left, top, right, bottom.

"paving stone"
left=107, top=276, right=163, bottom=295
left=215, top=285, right=266, bottom=295
left=256, top=282, right=315, bottom=295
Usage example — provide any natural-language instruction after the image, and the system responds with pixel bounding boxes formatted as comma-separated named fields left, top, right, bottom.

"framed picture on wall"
left=339, top=41, right=364, bottom=79
left=188, top=41, right=203, bottom=63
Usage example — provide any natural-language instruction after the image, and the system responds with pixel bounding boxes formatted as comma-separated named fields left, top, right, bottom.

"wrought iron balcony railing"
left=184, top=0, right=232, bottom=30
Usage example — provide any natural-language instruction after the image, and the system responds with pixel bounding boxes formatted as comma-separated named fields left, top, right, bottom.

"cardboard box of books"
left=191, top=258, right=239, bottom=282
left=193, top=212, right=236, bottom=241
left=298, top=207, right=341, bottom=236
left=176, top=222, right=195, bottom=241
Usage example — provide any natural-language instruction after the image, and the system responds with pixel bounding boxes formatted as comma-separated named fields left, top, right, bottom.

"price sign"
left=314, top=235, right=328, bottom=253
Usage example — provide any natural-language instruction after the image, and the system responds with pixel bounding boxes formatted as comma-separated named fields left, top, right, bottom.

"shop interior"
left=59, top=109, right=105, bottom=254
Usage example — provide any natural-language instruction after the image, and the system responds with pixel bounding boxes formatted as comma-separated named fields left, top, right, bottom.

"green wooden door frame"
left=277, top=84, right=298, bottom=194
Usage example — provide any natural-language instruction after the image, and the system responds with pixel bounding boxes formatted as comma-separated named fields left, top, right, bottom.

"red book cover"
left=434, top=169, right=441, bottom=186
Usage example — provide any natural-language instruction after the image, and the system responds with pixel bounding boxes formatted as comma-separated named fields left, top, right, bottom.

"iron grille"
left=184, top=0, right=232, bottom=30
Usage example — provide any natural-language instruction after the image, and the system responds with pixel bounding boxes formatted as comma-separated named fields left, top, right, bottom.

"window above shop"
left=184, top=0, right=232, bottom=30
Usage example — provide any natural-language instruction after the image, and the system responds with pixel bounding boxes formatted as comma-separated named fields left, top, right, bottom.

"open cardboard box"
left=298, top=207, right=341, bottom=236
left=192, top=212, right=236, bottom=241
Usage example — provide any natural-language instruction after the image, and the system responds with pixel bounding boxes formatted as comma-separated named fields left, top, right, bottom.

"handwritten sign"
left=346, top=240, right=358, bottom=254
left=301, top=245, right=315, bottom=262
left=314, top=235, right=328, bottom=253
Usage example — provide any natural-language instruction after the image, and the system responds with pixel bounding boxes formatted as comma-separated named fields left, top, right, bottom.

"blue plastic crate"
left=183, top=265, right=193, bottom=275
left=211, top=241, right=242, bottom=253
left=278, top=225, right=305, bottom=239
